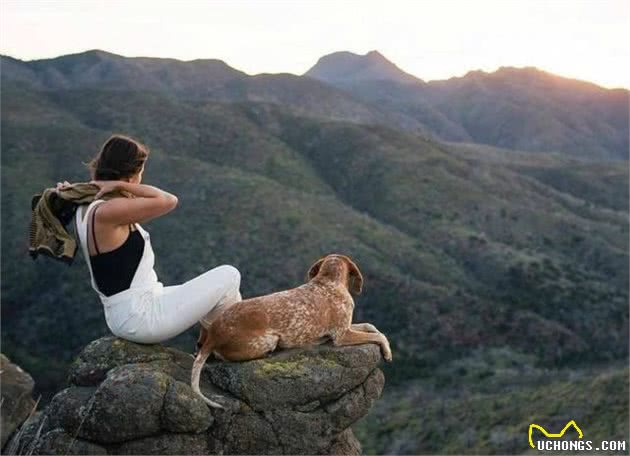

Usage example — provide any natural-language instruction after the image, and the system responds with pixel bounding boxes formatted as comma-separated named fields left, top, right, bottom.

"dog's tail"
left=191, top=338, right=225, bottom=409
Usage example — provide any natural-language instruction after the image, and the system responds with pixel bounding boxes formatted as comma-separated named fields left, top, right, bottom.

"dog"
left=190, top=253, right=393, bottom=408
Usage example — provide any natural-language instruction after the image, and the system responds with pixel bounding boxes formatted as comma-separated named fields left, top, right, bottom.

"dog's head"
left=306, top=253, right=363, bottom=295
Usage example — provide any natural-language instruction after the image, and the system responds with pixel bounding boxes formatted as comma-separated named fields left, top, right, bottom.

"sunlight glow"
left=1, top=0, right=628, bottom=88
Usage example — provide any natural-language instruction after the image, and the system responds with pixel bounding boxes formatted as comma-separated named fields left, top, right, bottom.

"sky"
left=1, top=0, right=629, bottom=89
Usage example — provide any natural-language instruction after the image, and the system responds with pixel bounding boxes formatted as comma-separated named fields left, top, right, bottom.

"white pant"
left=104, top=264, right=242, bottom=344
left=75, top=199, right=242, bottom=344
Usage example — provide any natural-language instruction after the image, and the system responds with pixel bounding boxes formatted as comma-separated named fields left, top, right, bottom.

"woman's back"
left=75, top=199, right=162, bottom=299
left=88, top=202, right=145, bottom=296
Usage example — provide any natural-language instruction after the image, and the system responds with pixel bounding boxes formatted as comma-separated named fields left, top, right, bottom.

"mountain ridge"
left=4, top=48, right=625, bottom=90
left=4, top=48, right=626, bottom=160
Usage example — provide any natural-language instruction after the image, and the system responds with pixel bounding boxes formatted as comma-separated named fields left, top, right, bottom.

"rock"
left=67, top=337, right=174, bottom=386
left=2, top=410, right=47, bottom=455
left=31, top=429, right=107, bottom=455
left=0, top=353, right=37, bottom=449
left=161, top=379, right=214, bottom=433
left=22, top=335, right=386, bottom=455
left=78, top=365, right=172, bottom=443
left=205, top=343, right=382, bottom=410
left=110, top=433, right=210, bottom=455
left=329, top=428, right=363, bottom=455
left=44, top=386, right=96, bottom=434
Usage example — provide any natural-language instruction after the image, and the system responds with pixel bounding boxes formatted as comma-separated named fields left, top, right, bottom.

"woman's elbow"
left=163, top=194, right=178, bottom=211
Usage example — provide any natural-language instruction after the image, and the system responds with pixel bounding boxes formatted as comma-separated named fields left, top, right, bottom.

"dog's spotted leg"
left=191, top=336, right=225, bottom=409
left=351, top=323, right=380, bottom=333
left=193, top=325, right=209, bottom=357
left=211, top=330, right=280, bottom=362
left=332, top=328, right=393, bottom=362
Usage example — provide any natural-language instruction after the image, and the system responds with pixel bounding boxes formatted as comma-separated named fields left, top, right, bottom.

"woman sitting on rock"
left=59, top=133, right=242, bottom=347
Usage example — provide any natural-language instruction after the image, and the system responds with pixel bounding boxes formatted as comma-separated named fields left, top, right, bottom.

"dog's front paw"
left=381, top=341, right=393, bottom=362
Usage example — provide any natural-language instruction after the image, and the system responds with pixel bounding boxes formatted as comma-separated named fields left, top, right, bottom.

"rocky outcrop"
left=11, top=336, right=385, bottom=455
left=0, top=354, right=37, bottom=449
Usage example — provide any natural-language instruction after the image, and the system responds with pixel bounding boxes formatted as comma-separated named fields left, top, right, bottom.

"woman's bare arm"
left=96, top=182, right=178, bottom=226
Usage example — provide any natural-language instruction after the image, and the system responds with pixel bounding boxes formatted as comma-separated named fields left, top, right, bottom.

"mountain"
left=421, top=66, right=629, bottom=160
left=5, top=49, right=628, bottom=160
left=304, top=50, right=423, bottom=84
left=1, top=50, right=434, bottom=136
left=1, top=80, right=627, bottom=406
left=304, top=52, right=629, bottom=160
left=1, top=49, right=246, bottom=94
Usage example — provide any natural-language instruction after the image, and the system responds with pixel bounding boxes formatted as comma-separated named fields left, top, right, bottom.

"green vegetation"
left=1, top=73, right=627, bottom=454
left=355, top=352, right=629, bottom=454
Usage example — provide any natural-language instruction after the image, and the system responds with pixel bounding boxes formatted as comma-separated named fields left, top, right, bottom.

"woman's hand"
left=90, top=180, right=126, bottom=199
left=54, top=180, right=71, bottom=194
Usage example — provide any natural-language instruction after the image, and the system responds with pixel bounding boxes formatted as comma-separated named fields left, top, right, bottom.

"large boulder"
left=20, top=335, right=386, bottom=455
left=0, top=354, right=37, bottom=450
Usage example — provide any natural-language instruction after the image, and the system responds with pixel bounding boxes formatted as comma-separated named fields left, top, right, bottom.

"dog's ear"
left=306, top=257, right=326, bottom=282
left=344, top=257, right=363, bottom=295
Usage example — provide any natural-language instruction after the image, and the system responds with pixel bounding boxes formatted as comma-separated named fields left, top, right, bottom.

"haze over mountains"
left=1, top=49, right=628, bottom=453
left=3, top=49, right=628, bottom=160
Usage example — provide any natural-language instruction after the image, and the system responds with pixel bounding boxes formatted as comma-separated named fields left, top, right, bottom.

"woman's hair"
left=84, top=134, right=150, bottom=180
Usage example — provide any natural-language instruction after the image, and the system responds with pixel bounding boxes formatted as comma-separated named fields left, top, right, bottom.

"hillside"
left=355, top=360, right=629, bottom=454
left=1, top=81, right=627, bottom=406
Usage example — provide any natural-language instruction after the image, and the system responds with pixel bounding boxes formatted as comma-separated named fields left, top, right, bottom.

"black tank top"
left=89, top=205, right=145, bottom=297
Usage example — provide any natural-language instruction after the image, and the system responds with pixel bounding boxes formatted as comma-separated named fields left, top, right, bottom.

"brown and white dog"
left=191, top=253, right=393, bottom=408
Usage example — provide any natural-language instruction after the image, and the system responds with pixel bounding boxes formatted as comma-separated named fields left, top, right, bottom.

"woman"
left=59, top=133, right=242, bottom=346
